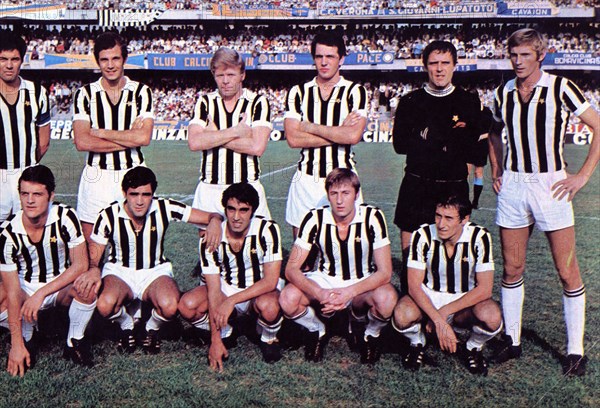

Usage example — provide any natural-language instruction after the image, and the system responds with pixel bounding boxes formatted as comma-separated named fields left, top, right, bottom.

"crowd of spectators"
left=3, top=0, right=595, bottom=11
left=19, top=23, right=600, bottom=61
left=44, top=77, right=599, bottom=125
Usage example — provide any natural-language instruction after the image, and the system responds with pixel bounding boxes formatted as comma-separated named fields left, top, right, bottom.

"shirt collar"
left=431, top=221, right=473, bottom=243
left=94, top=76, right=135, bottom=93
left=117, top=198, right=159, bottom=220
left=424, top=83, right=455, bottom=97
left=506, top=70, right=550, bottom=91
left=212, top=88, right=251, bottom=101
left=307, top=76, right=347, bottom=89
left=11, top=202, right=58, bottom=234
left=18, top=76, right=28, bottom=91
left=322, top=203, right=363, bottom=226
left=219, top=216, right=262, bottom=243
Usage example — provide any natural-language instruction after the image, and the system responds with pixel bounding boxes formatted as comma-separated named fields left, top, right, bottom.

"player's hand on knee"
left=74, top=270, right=102, bottom=299
left=21, top=293, right=44, bottom=323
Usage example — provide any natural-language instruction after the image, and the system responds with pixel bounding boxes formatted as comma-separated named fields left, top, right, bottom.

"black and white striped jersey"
left=90, top=198, right=191, bottom=270
left=199, top=216, right=281, bottom=289
left=0, top=77, right=50, bottom=170
left=493, top=71, right=591, bottom=174
left=189, top=88, right=271, bottom=184
left=0, top=203, right=84, bottom=283
left=296, top=204, right=389, bottom=281
left=285, top=77, right=368, bottom=178
left=407, top=222, right=494, bottom=294
left=73, top=76, right=153, bottom=170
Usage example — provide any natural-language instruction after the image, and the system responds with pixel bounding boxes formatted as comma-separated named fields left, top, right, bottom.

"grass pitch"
left=1, top=140, right=598, bottom=407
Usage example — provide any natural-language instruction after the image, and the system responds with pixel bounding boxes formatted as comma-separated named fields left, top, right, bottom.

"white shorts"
left=192, top=180, right=271, bottom=221
left=305, top=271, right=363, bottom=308
left=421, top=284, right=466, bottom=323
left=21, top=280, right=59, bottom=310
left=285, top=170, right=363, bottom=228
left=496, top=169, right=574, bottom=231
left=218, top=278, right=284, bottom=315
left=102, top=262, right=174, bottom=300
left=0, top=168, right=25, bottom=223
left=77, top=165, right=141, bottom=224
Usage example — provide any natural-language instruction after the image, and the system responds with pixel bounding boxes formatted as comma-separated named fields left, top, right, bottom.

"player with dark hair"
left=0, top=31, right=50, bottom=223
left=178, top=183, right=283, bottom=371
left=0, top=165, right=95, bottom=376
left=280, top=168, right=397, bottom=364
left=489, top=28, right=600, bottom=376
left=393, top=195, right=501, bottom=375
left=392, top=40, right=489, bottom=294
left=75, top=167, right=222, bottom=355
left=73, top=32, right=154, bottom=243
left=284, top=32, right=368, bottom=239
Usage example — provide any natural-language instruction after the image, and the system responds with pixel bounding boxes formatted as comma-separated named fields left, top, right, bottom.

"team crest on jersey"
left=354, top=236, right=361, bottom=243
left=49, top=236, right=57, bottom=243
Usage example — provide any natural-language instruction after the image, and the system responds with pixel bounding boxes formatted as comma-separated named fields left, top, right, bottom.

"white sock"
left=0, top=310, right=8, bottom=329
left=288, top=306, right=326, bottom=338
left=126, top=300, right=143, bottom=322
left=22, top=319, right=36, bottom=342
left=220, top=324, right=233, bottom=339
left=109, top=306, right=135, bottom=331
left=67, top=299, right=96, bottom=347
left=191, top=314, right=210, bottom=331
left=364, top=309, right=389, bottom=340
left=563, top=286, right=586, bottom=356
left=258, top=316, right=283, bottom=344
left=393, top=321, right=425, bottom=346
left=466, top=322, right=503, bottom=351
left=501, top=277, right=524, bottom=345
left=145, top=308, right=170, bottom=332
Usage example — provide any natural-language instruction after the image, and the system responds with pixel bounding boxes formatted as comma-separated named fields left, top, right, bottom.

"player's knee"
left=96, top=294, right=119, bottom=317
left=473, top=299, right=502, bottom=331
left=372, top=285, right=398, bottom=317
left=279, top=285, right=302, bottom=314
left=556, top=264, right=582, bottom=289
left=75, top=291, right=97, bottom=305
left=157, top=296, right=179, bottom=320
left=177, top=294, right=197, bottom=320
left=256, top=295, right=281, bottom=322
left=393, top=297, right=420, bottom=329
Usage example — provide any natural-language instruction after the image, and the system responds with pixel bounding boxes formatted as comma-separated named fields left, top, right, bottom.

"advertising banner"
left=0, top=3, right=66, bottom=20
left=405, top=58, right=478, bottom=72
left=319, top=3, right=496, bottom=16
left=543, top=53, right=600, bottom=67
left=147, top=53, right=256, bottom=70
left=50, top=120, right=592, bottom=144
left=44, top=53, right=145, bottom=69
